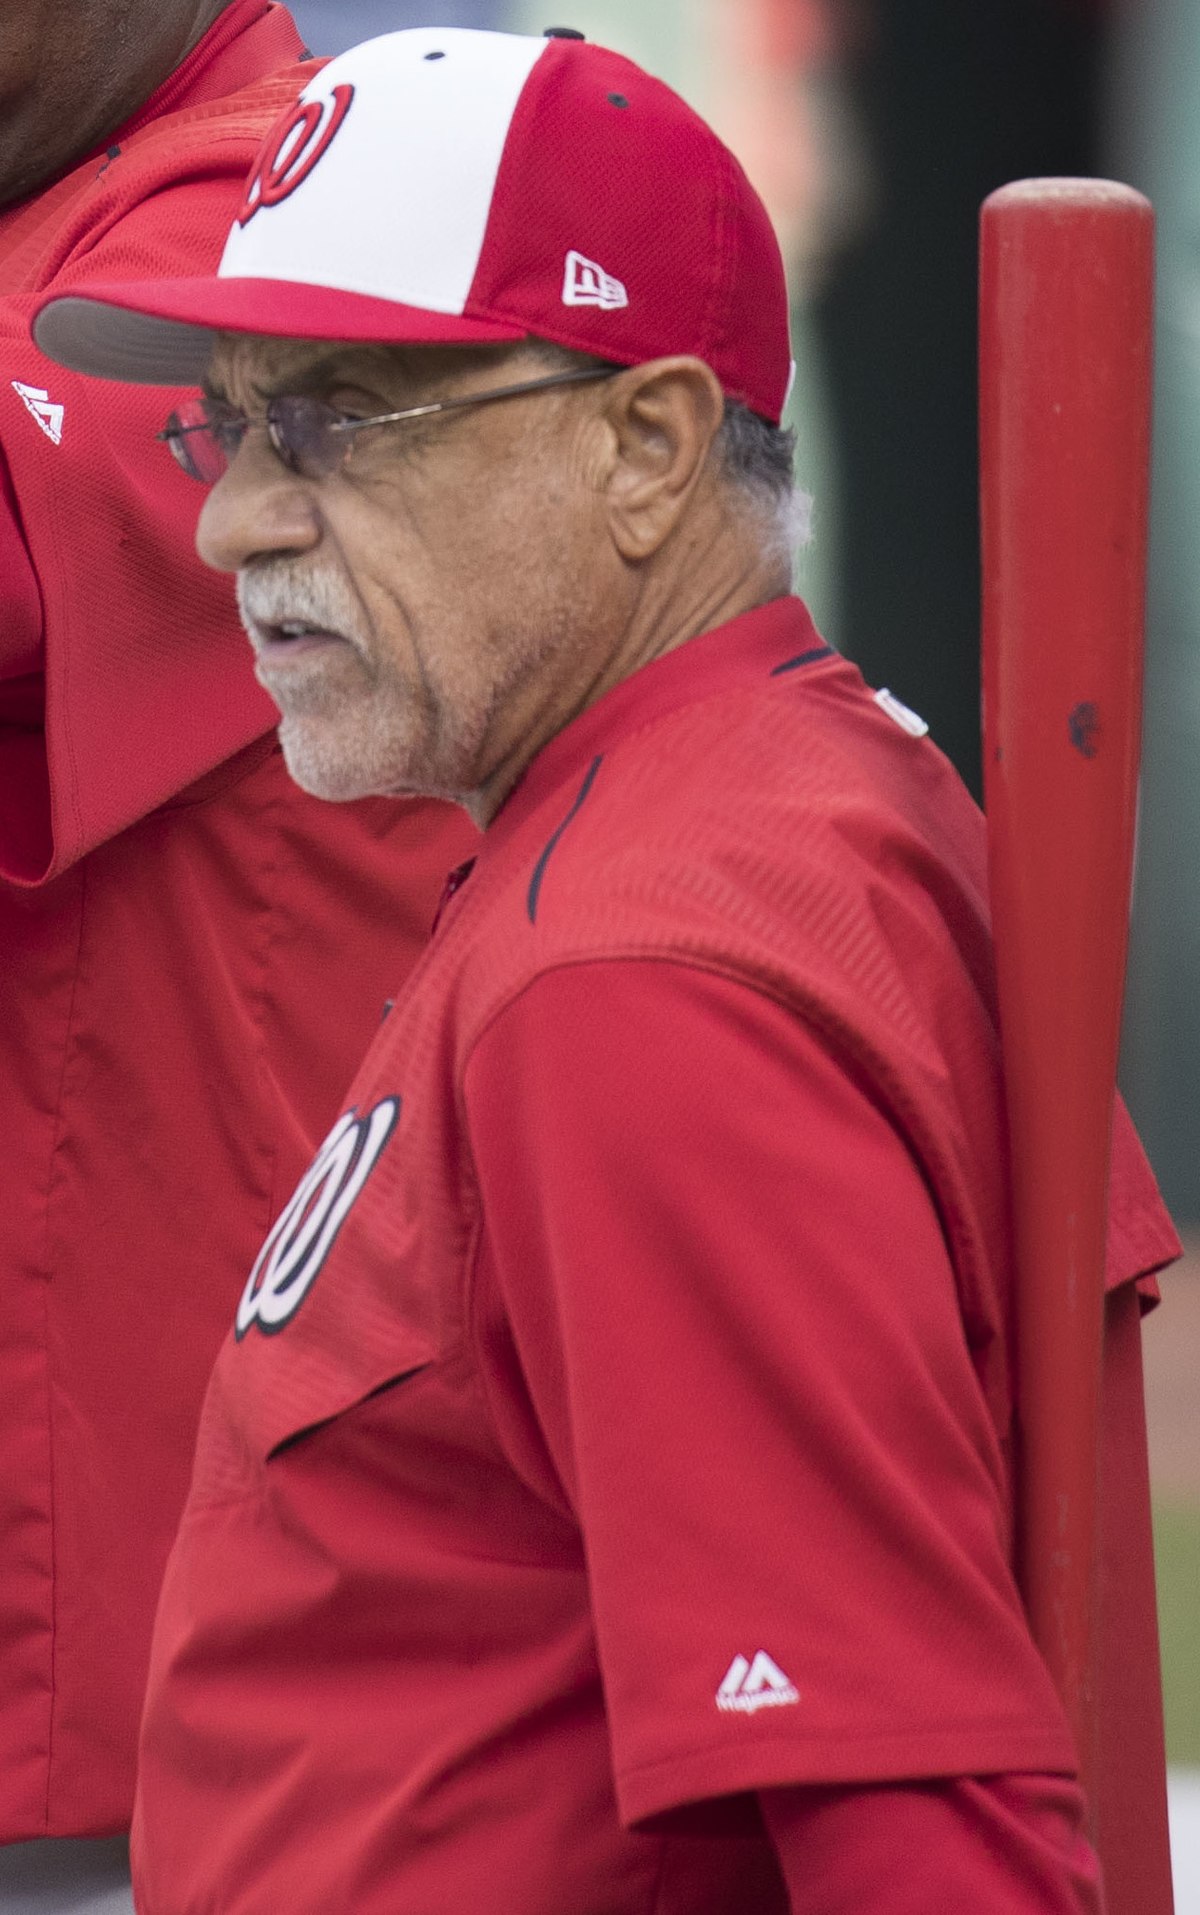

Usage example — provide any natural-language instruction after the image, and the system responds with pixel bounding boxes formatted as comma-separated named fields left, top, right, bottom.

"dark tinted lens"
left=161, top=412, right=193, bottom=479
left=266, top=395, right=347, bottom=478
left=161, top=399, right=246, bottom=484
left=206, top=401, right=250, bottom=471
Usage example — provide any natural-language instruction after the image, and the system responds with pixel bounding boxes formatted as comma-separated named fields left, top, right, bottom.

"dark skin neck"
left=0, top=0, right=232, bottom=209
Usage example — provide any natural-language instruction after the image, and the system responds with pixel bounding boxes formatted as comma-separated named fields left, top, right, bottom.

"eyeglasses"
left=158, top=364, right=620, bottom=484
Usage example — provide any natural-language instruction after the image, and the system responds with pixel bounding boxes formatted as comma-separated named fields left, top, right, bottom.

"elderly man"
left=0, top=2, right=473, bottom=1904
left=37, top=25, right=1179, bottom=1913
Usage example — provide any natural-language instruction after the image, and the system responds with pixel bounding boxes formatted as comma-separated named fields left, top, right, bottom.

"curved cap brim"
left=33, top=277, right=529, bottom=386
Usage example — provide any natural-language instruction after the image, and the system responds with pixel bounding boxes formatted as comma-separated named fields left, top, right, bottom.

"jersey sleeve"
left=463, top=958, right=1077, bottom=1829
left=0, top=450, right=41, bottom=674
left=1105, top=1092, right=1180, bottom=1302
left=0, top=155, right=278, bottom=885
left=760, top=1773, right=1101, bottom=1913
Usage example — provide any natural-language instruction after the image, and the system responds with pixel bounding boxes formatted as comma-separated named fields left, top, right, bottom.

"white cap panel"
left=217, top=28, right=546, bottom=314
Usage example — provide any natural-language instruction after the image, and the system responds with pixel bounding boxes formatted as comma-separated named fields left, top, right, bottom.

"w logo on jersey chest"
left=236, top=1097, right=399, bottom=1339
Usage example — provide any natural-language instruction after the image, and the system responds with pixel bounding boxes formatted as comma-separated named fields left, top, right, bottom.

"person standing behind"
left=0, top=2, right=474, bottom=1904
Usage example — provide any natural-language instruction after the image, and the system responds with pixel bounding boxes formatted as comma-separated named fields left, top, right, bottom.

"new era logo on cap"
left=562, top=249, right=627, bottom=311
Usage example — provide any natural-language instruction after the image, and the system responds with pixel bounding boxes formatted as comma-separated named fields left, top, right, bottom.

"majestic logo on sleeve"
left=716, top=1651, right=800, bottom=1714
left=235, top=1097, right=399, bottom=1339
left=236, top=83, right=356, bottom=227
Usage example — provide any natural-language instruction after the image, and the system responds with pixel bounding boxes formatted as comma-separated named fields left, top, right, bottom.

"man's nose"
left=197, top=441, right=321, bottom=575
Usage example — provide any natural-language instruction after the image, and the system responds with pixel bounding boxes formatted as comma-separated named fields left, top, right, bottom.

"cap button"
left=543, top=25, right=586, bottom=38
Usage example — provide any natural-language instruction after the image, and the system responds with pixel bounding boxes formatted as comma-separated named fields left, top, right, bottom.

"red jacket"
left=0, top=0, right=476, bottom=1839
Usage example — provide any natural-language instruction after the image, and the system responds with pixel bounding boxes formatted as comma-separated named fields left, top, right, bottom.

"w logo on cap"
left=562, top=249, right=628, bottom=311
left=237, top=84, right=356, bottom=228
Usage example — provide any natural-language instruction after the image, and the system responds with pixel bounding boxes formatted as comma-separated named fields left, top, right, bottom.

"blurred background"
left=289, top=0, right=1198, bottom=1884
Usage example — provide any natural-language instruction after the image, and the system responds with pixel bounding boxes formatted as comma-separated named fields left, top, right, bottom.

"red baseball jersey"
left=131, top=597, right=1178, bottom=1911
left=0, top=0, right=477, bottom=1839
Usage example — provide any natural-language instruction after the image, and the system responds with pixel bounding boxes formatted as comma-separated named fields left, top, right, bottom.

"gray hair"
left=715, top=401, right=811, bottom=570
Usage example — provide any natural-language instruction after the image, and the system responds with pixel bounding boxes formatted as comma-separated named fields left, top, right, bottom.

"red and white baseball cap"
left=33, top=26, right=793, bottom=422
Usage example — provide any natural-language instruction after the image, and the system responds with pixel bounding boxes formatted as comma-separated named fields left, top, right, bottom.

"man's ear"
left=598, top=357, right=726, bottom=562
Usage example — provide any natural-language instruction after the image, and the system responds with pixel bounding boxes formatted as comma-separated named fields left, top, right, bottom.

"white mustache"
left=236, top=567, right=364, bottom=648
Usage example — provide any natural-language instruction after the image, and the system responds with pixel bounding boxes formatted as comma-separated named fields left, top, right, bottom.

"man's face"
left=0, top=0, right=225, bottom=206
left=199, top=336, right=627, bottom=819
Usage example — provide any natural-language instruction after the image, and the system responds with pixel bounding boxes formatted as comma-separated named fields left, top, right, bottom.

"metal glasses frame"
left=159, top=364, right=621, bottom=482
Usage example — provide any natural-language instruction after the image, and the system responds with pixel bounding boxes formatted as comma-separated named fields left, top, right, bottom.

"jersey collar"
left=485, top=594, right=833, bottom=858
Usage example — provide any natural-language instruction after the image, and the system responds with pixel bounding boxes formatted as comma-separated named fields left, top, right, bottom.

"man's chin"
left=275, top=714, right=472, bottom=808
left=276, top=727, right=380, bottom=804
